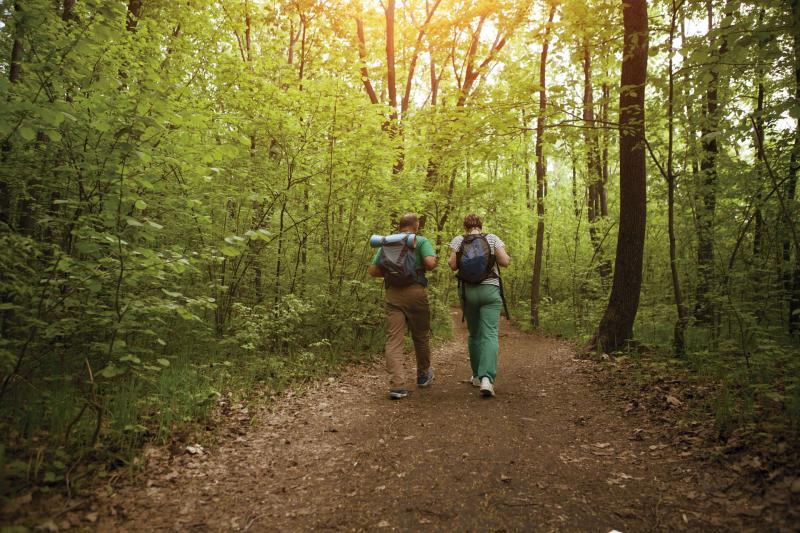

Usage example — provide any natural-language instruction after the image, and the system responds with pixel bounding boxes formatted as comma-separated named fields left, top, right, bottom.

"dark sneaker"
left=417, top=368, right=434, bottom=387
left=389, top=389, right=409, bottom=400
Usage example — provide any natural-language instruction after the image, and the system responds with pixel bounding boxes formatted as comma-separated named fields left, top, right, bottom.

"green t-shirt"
left=371, top=235, right=436, bottom=283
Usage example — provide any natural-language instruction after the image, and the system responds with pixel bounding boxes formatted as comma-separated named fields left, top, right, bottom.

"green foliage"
left=0, top=0, right=798, bottom=499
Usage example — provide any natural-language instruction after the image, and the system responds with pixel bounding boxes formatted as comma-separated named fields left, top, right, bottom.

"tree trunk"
left=385, top=0, right=397, bottom=122
left=582, top=38, right=610, bottom=283
left=600, top=82, right=610, bottom=219
left=694, top=0, right=729, bottom=326
left=589, top=0, right=648, bottom=353
left=523, top=109, right=532, bottom=210
left=62, top=0, right=77, bottom=21
left=530, top=4, right=556, bottom=328
left=9, top=1, right=23, bottom=84
left=355, top=18, right=379, bottom=105
left=126, top=0, right=142, bottom=32
left=753, top=76, right=765, bottom=258
left=1, top=0, right=24, bottom=226
left=666, top=0, right=688, bottom=356
left=788, top=0, right=800, bottom=335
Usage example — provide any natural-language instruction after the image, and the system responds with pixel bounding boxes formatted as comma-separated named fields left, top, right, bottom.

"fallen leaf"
left=37, top=520, right=59, bottom=532
left=593, top=442, right=612, bottom=449
left=377, top=520, right=390, bottom=528
left=2, top=492, right=32, bottom=515
left=86, top=512, right=99, bottom=523
left=186, top=444, right=204, bottom=455
left=666, top=395, right=682, bottom=407
left=500, top=474, right=512, bottom=483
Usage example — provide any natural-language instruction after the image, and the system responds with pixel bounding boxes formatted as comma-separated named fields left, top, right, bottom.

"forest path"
left=97, top=311, right=760, bottom=532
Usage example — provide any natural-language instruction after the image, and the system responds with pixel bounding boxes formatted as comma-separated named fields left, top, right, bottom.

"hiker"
left=368, top=213, right=437, bottom=400
left=448, top=214, right=511, bottom=398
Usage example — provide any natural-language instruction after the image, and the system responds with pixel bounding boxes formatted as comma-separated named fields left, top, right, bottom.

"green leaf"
left=134, top=199, right=148, bottom=210
left=98, top=364, right=126, bottom=379
left=119, top=354, right=141, bottom=364
left=126, top=217, right=144, bottom=227
left=135, top=150, right=152, bottom=163
left=41, top=109, right=65, bottom=127
left=19, top=126, right=36, bottom=141
left=161, top=289, right=183, bottom=298
left=221, top=245, right=242, bottom=257
left=157, top=358, right=170, bottom=367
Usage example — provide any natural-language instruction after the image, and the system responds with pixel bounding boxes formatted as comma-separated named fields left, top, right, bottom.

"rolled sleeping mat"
left=369, top=233, right=416, bottom=248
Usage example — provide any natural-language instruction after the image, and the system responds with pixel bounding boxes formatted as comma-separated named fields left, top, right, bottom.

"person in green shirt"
left=368, top=213, right=437, bottom=399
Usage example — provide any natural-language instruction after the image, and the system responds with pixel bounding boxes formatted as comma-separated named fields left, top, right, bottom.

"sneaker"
left=470, top=376, right=481, bottom=387
left=417, top=368, right=434, bottom=387
left=479, top=377, right=495, bottom=397
left=389, top=389, right=409, bottom=400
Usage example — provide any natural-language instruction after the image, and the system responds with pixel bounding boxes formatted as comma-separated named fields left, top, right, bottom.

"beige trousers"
left=384, top=284, right=432, bottom=389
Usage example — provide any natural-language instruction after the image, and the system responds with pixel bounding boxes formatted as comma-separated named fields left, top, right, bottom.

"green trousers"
left=462, top=283, right=502, bottom=383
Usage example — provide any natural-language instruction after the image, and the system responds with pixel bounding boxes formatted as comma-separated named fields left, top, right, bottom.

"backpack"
left=377, top=236, right=420, bottom=287
left=456, top=234, right=496, bottom=284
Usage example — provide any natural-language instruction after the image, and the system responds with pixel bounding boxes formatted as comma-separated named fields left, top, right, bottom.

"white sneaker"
left=479, top=377, right=495, bottom=397
left=470, top=376, right=480, bottom=387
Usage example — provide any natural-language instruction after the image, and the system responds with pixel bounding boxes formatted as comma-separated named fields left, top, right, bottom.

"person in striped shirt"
left=447, top=214, right=511, bottom=397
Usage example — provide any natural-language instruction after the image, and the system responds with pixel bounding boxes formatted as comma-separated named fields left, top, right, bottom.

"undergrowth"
left=0, top=286, right=453, bottom=503
left=512, top=299, right=800, bottom=448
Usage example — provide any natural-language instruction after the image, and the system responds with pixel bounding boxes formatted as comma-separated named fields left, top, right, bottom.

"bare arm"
left=423, top=255, right=437, bottom=271
left=448, top=250, right=458, bottom=271
left=495, top=245, right=511, bottom=267
left=367, top=264, right=382, bottom=277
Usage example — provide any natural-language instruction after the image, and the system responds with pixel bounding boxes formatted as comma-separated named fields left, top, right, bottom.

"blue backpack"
left=456, top=233, right=510, bottom=319
left=456, top=234, right=496, bottom=284
left=377, top=236, right=420, bottom=287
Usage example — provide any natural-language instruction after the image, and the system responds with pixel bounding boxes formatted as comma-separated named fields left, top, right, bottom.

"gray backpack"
left=377, top=237, right=419, bottom=287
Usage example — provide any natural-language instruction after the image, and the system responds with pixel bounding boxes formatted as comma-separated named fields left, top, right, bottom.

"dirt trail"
left=95, top=312, right=772, bottom=532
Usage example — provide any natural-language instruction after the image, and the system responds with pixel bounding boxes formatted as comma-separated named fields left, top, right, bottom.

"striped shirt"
left=449, top=233, right=505, bottom=286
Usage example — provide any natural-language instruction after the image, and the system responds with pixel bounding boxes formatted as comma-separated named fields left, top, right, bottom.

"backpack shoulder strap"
left=455, top=234, right=468, bottom=258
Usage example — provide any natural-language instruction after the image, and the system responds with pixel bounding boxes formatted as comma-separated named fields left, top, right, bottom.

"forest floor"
left=10, top=311, right=799, bottom=532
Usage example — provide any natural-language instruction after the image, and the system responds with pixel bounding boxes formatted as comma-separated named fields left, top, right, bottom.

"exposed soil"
left=25, top=312, right=799, bottom=531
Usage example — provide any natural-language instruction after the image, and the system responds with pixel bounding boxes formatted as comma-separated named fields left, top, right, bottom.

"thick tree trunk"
left=530, top=4, right=556, bottom=328
left=589, top=0, right=648, bottom=353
